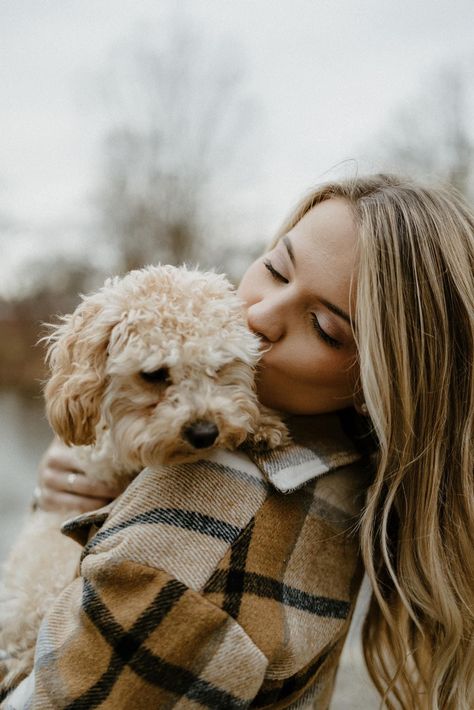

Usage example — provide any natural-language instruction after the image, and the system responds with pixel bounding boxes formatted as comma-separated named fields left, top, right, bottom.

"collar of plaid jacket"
left=62, top=409, right=367, bottom=544
left=247, top=409, right=365, bottom=493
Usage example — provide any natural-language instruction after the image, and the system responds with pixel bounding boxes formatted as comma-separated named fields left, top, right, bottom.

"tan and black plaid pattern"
left=3, top=411, right=373, bottom=709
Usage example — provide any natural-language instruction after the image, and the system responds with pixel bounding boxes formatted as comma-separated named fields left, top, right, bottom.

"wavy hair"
left=271, top=175, right=474, bottom=708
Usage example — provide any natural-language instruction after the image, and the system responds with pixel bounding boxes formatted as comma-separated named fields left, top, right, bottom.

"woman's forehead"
left=292, top=198, right=357, bottom=249
left=284, top=199, right=358, bottom=316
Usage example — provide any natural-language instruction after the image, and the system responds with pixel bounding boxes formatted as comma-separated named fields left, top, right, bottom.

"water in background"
left=0, top=390, right=379, bottom=708
left=0, top=391, right=52, bottom=562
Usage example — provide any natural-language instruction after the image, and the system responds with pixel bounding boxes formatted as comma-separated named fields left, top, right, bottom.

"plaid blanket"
left=3, top=411, right=374, bottom=709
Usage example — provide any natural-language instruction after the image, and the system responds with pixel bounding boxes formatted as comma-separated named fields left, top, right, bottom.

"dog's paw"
left=249, top=407, right=291, bottom=451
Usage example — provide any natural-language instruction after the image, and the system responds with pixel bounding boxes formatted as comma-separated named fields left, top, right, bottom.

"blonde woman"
left=7, top=175, right=474, bottom=709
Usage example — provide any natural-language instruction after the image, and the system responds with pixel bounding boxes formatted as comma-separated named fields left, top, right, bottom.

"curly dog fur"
left=0, top=264, right=289, bottom=694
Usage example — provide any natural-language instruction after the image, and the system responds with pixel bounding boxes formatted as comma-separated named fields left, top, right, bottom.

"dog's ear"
left=43, top=291, right=119, bottom=446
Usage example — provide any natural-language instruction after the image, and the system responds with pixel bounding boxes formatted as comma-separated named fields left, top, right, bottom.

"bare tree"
left=372, top=65, right=474, bottom=198
left=0, top=24, right=262, bottom=394
left=94, top=22, right=260, bottom=272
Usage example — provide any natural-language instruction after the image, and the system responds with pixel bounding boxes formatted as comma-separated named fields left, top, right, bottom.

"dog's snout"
left=183, top=421, right=219, bottom=449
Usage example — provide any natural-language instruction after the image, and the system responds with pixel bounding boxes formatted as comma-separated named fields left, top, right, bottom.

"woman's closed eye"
left=263, top=258, right=342, bottom=350
left=310, top=314, right=342, bottom=349
left=263, top=259, right=288, bottom=283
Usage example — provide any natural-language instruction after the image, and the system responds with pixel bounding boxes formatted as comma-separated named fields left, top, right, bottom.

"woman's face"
left=237, top=197, right=361, bottom=415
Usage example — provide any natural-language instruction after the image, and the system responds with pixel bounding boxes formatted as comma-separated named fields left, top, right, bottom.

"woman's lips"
left=253, top=332, right=272, bottom=350
left=258, top=343, right=273, bottom=360
left=257, top=347, right=274, bottom=371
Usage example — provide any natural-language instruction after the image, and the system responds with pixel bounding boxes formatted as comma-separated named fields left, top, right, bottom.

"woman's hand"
left=36, top=438, right=121, bottom=513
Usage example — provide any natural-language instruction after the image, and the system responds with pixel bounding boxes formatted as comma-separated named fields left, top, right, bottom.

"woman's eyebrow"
left=283, top=234, right=355, bottom=329
left=320, top=298, right=354, bottom=328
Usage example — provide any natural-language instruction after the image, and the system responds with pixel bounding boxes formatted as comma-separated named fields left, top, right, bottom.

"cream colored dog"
left=0, top=264, right=289, bottom=695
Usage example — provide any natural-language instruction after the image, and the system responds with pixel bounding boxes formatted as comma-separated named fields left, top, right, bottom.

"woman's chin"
left=256, top=380, right=342, bottom=416
left=255, top=385, right=282, bottom=412
left=256, top=381, right=297, bottom=414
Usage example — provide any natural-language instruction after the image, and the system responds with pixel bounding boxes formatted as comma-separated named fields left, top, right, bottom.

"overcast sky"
left=1, top=0, right=473, bottom=291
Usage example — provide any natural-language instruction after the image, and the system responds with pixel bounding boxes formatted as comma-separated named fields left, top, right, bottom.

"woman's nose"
left=247, top=300, right=285, bottom=343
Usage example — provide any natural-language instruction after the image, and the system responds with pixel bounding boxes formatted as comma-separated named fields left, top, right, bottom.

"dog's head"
left=44, top=265, right=263, bottom=468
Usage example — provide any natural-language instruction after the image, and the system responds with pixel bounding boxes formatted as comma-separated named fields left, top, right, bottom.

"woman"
left=12, top=175, right=474, bottom=708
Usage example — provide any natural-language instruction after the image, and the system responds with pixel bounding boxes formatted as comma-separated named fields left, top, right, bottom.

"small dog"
left=0, top=264, right=289, bottom=694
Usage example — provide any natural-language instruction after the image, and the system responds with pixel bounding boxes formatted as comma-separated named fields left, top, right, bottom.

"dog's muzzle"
left=182, top=420, right=219, bottom=449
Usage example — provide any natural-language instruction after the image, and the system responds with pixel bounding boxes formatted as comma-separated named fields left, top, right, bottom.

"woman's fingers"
left=38, top=486, right=112, bottom=514
left=41, top=465, right=121, bottom=500
left=36, top=437, right=122, bottom=513
left=39, top=437, right=85, bottom=474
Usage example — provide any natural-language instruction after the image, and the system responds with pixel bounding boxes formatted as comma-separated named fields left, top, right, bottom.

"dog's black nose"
left=183, top=421, right=219, bottom=449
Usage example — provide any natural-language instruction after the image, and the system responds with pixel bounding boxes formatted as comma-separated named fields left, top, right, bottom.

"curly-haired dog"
left=0, top=264, right=289, bottom=694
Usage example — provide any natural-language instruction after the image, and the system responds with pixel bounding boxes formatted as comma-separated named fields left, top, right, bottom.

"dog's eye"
left=139, top=367, right=171, bottom=384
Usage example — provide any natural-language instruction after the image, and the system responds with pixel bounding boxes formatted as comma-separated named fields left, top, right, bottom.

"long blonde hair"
left=273, top=175, right=474, bottom=709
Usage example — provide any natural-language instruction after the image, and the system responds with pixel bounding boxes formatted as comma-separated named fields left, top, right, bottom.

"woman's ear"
left=43, top=292, right=119, bottom=446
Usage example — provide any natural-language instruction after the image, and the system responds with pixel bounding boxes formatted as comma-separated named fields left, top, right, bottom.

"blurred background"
left=1, top=1, right=473, bottom=707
